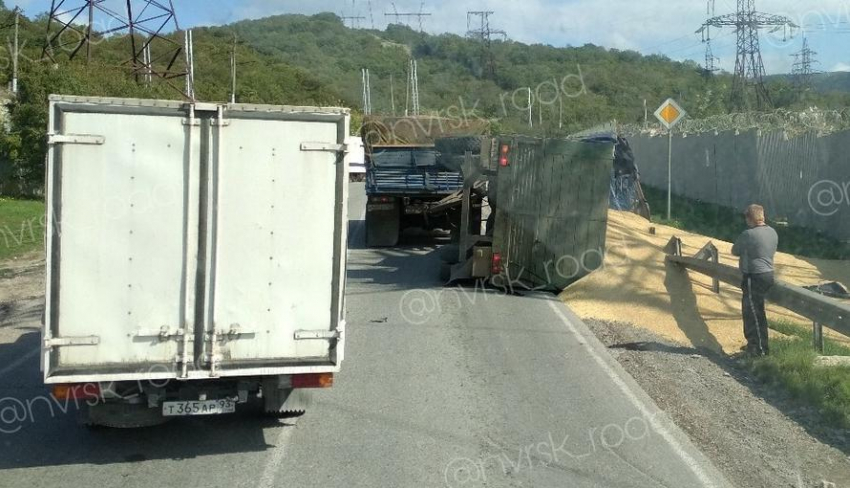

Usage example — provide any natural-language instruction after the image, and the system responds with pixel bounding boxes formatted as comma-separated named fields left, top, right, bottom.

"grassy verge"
left=642, top=185, right=850, bottom=260
left=747, top=319, right=850, bottom=428
left=0, top=197, right=45, bottom=262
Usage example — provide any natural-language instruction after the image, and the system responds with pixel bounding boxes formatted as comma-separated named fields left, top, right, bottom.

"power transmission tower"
left=341, top=14, right=366, bottom=29
left=385, top=2, right=431, bottom=32
left=698, top=0, right=720, bottom=76
left=791, top=37, right=819, bottom=93
left=466, top=11, right=506, bottom=78
left=43, top=1, right=187, bottom=91
left=698, top=0, right=797, bottom=110
left=361, top=68, right=372, bottom=115
left=367, top=0, right=375, bottom=29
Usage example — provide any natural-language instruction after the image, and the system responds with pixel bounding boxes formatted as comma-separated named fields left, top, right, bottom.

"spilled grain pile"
left=562, top=210, right=850, bottom=354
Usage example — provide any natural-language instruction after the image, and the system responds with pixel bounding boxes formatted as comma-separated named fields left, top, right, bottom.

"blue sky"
left=11, top=0, right=850, bottom=74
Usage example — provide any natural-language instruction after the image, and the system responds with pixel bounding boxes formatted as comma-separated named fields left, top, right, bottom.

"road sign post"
left=653, top=98, right=687, bottom=221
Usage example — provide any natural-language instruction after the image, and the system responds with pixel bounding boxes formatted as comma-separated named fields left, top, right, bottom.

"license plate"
left=162, top=399, right=236, bottom=417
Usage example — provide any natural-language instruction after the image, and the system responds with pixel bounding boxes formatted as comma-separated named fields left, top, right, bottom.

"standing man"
left=732, top=204, right=778, bottom=356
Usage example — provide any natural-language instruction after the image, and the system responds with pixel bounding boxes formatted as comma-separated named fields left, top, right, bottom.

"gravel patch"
left=586, top=318, right=850, bottom=488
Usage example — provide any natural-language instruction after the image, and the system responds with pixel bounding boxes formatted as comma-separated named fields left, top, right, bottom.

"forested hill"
left=213, top=13, right=850, bottom=135
left=2, top=7, right=849, bottom=191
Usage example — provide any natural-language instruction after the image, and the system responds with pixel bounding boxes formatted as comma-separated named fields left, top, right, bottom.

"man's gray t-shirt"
left=732, top=225, right=778, bottom=274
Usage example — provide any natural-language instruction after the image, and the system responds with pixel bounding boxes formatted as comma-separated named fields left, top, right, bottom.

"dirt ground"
left=564, top=210, right=850, bottom=354
left=0, top=252, right=45, bottom=346
left=587, top=318, right=850, bottom=488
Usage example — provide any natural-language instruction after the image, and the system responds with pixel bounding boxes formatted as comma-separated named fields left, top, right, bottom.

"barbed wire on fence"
left=618, top=108, right=850, bottom=138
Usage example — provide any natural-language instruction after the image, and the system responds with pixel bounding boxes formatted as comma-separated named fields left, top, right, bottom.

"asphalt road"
left=0, top=183, right=732, bottom=488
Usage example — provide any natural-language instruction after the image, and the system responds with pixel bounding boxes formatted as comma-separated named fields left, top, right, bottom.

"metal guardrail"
left=665, top=237, right=850, bottom=353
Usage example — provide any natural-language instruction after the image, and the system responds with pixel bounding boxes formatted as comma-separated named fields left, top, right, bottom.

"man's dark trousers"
left=742, top=272, right=774, bottom=355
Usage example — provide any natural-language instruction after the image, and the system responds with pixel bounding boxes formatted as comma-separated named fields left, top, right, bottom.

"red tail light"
left=499, top=144, right=510, bottom=167
left=291, top=373, right=334, bottom=389
left=491, top=253, right=503, bottom=275
left=52, top=383, right=101, bottom=400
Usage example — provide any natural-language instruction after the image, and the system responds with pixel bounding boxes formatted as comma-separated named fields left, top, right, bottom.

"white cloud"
left=831, top=62, right=850, bottom=72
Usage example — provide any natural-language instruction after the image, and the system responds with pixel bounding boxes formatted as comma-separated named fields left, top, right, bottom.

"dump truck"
left=42, top=96, right=349, bottom=427
left=361, top=116, right=489, bottom=247
left=432, top=135, right=614, bottom=291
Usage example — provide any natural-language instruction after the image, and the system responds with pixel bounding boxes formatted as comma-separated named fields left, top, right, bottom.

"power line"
left=384, top=2, right=431, bottom=32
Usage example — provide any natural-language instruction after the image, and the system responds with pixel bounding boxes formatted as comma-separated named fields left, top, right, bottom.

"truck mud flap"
left=366, top=205, right=400, bottom=247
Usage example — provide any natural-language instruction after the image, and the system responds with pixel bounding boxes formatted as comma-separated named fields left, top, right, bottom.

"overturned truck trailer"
left=435, top=135, right=613, bottom=291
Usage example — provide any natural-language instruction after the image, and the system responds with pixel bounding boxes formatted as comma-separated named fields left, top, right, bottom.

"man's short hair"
left=745, top=204, right=766, bottom=223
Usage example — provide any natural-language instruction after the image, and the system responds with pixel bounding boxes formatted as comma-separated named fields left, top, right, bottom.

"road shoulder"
left=585, top=318, right=850, bottom=488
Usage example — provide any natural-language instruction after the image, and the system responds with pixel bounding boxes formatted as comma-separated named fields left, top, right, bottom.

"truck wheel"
left=81, top=402, right=171, bottom=428
left=366, top=207, right=400, bottom=247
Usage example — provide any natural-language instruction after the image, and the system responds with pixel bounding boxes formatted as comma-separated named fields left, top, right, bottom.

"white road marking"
left=546, top=300, right=720, bottom=488
left=258, top=422, right=299, bottom=488
left=0, top=348, right=38, bottom=378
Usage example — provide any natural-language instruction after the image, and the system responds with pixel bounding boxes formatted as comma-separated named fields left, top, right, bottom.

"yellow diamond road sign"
left=654, top=98, right=686, bottom=129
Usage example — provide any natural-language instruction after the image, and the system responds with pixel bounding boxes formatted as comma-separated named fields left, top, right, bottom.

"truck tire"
left=436, top=136, right=484, bottom=156
left=366, top=206, right=400, bottom=247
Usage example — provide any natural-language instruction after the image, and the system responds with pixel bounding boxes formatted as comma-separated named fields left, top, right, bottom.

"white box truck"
left=42, top=96, right=349, bottom=427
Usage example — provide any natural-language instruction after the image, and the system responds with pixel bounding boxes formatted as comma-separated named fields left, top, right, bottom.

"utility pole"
left=230, top=36, right=237, bottom=103
left=527, top=87, right=532, bottom=128
left=697, top=0, right=797, bottom=110
left=184, top=29, right=195, bottom=101
left=791, top=37, right=819, bottom=94
left=390, top=74, right=396, bottom=115
left=361, top=68, right=372, bottom=115
left=143, top=43, right=152, bottom=86
left=466, top=11, right=506, bottom=78
left=12, top=8, right=19, bottom=95
left=367, top=0, right=375, bottom=29
left=385, top=2, right=431, bottom=31
left=408, top=59, right=420, bottom=116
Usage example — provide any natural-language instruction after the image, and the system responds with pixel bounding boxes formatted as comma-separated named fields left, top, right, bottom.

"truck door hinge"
left=294, top=330, right=341, bottom=340
left=48, top=133, right=105, bottom=145
left=300, top=142, right=347, bottom=153
left=44, top=335, right=100, bottom=348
